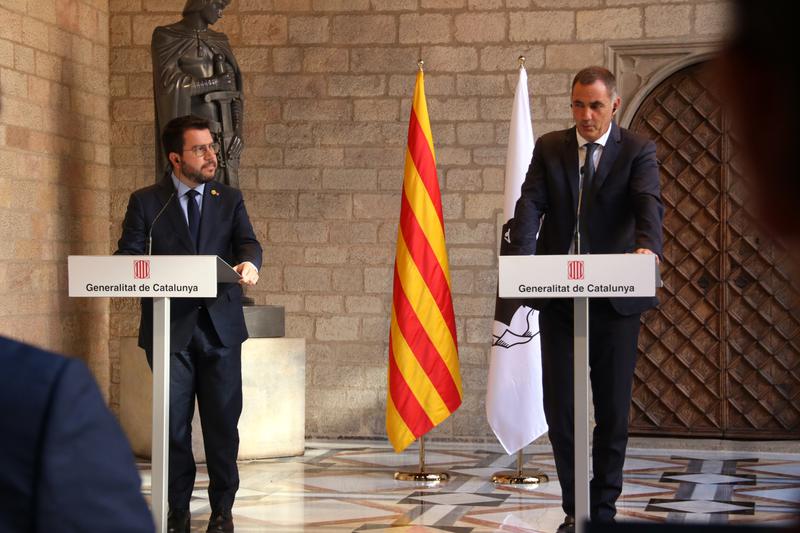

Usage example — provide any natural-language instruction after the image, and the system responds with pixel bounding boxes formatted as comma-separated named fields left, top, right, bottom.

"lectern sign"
left=498, top=254, right=658, bottom=299
left=67, top=255, right=238, bottom=298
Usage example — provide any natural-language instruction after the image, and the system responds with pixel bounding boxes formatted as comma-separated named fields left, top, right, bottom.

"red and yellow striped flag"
left=386, top=67, right=462, bottom=453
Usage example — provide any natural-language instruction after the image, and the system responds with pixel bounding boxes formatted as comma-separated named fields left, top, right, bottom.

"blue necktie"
left=579, top=143, right=597, bottom=253
left=186, top=189, right=200, bottom=250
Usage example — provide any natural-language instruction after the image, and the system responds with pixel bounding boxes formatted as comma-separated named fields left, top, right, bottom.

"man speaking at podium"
left=508, top=67, right=663, bottom=531
left=116, top=115, right=262, bottom=532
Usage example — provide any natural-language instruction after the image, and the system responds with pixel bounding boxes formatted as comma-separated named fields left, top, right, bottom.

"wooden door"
left=627, top=62, right=800, bottom=439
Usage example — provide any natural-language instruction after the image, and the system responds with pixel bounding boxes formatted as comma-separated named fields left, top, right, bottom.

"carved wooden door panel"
left=627, top=62, right=799, bottom=438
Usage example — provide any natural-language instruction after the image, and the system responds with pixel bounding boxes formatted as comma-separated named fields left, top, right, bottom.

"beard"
left=181, top=160, right=216, bottom=185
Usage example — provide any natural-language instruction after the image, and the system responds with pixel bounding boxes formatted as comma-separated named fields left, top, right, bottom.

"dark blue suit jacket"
left=509, top=122, right=663, bottom=315
left=0, top=337, right=154, bottom=532
left=115, top=177, right=262, bottom=353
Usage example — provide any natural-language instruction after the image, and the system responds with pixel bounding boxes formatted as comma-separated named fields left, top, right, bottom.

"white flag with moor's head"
left=487, top=65, right=548, bottom=455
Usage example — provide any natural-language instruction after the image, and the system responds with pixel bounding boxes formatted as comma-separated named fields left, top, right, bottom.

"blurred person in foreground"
left=0, top=336, right=154, bottom=532
left=719, top=0, right=799, bottom=527
left=718, top=0, right=799, bottom=271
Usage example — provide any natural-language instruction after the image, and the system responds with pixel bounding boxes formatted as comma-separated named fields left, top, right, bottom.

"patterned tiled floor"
left=139, top=440, right=800, bottom=532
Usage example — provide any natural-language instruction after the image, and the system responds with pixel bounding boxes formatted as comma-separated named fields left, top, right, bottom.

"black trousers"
left=147, top=310, right=242, bottom=512
left=539, top=298, right=641, bottom=522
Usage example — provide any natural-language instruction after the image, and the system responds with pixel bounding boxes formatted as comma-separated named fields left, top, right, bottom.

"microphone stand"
left=147, top=190, right=176, bottom=255
left=573, top=167, right=584, bottom=255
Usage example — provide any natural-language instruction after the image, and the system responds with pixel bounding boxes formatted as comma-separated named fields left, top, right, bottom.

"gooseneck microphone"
left=147, top=190, right=176, bottom=255
left=573, top=166, right=585, bottom=254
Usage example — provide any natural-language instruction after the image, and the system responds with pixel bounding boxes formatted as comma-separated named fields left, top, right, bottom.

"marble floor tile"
left=137, top=439, right=800, bottom=532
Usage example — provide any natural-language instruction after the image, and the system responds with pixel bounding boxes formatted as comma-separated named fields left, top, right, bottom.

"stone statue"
left=151, top=0, right=243, bottom=187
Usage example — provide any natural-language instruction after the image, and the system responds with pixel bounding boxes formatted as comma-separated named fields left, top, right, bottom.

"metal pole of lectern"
left=574, top=296, right=590, bottom=533
left=574, top=167, right=590, bottom=533
left=151, top=297, right=170, bottom=533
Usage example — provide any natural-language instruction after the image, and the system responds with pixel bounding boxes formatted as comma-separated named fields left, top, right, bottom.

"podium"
left=499, top=254, right=658, bottom=533
left=69, top=255, right=240, bottom=533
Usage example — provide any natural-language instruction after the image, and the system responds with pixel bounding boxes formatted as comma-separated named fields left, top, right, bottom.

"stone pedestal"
left=119, top=336, right=305, bottom=461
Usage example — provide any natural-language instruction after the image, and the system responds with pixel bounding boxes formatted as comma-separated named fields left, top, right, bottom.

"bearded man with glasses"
left=116, top=115, right=262, bottom=533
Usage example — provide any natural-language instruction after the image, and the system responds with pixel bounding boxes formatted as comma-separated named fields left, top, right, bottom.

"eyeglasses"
left=183, top=142, right=220, bottom=157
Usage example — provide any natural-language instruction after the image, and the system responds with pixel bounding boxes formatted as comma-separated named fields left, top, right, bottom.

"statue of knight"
left=151, top=0, right=243, bottom=187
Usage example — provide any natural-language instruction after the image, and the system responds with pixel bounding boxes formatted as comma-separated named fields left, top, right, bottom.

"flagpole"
left=490, top=55, right=549, bottom=487
left=394, top=435, right=450, bottom=482
left=388, top=57, right=458, bottom=484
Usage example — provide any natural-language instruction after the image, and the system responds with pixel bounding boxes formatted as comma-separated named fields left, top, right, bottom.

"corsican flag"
left=386, top=66, right=462, bottom=453
left=486, top=64, right=548, bottom=454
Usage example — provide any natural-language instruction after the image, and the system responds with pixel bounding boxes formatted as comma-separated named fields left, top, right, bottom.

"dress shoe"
left=167, top=509, right=190, bottom=533
left=556, top=515, right=575, bottom=533
left=207, top=509, right=234, bottom=533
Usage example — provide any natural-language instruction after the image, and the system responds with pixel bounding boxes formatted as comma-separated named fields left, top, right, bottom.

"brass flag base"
left=393, top=436, right=450, bottom=483
left=491, top=471, right=547, bottom=485
left=394, top=471, right=450, bottom=482
left=492, top=449, right=549, bottom=486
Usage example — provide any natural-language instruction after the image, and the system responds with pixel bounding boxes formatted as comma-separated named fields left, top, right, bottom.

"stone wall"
left=108, top=0, right=730, bottom=438
left=0, top=0, right=111, bottom=391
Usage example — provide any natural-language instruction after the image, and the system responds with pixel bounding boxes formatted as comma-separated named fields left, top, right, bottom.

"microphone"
left=573, top=166, right=585, bottom=254
left=147, top=190, right=176, bottom=255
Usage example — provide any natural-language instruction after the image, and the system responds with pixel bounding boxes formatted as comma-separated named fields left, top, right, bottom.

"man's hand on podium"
left=634, top=247, right=660, bottom=264
left=234, top=262, right=259, bottom=286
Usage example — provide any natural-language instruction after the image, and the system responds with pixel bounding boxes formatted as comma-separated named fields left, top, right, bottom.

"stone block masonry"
left=108, top=1, right=730, bottom=439
left=1, top=1, right=112, bottom=399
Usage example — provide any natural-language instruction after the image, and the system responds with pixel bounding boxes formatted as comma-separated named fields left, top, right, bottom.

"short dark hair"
left=571, top=66, right=618, bottom=99
left=162, top=115, right=211, bottom=158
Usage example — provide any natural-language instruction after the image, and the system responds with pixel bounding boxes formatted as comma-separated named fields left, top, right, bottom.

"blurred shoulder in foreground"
left=0, top=336, right=154, bottom=533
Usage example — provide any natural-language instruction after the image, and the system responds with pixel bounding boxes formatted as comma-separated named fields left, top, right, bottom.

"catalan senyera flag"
left=386, top=67, right=462, bottom=453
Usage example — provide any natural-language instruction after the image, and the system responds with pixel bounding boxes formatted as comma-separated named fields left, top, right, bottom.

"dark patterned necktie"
left=579, top=142, right=597, bottom=253
left=186, top=189, right=200, bottom=249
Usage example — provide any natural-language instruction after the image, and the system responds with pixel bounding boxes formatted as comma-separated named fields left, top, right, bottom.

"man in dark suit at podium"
left=508, top=66, right=663, bottom=532
left=116, top=115, right=262, bottom=533
left=0, top=336, right=154, bottom=532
